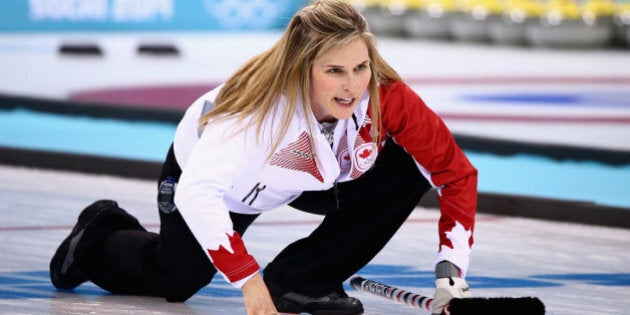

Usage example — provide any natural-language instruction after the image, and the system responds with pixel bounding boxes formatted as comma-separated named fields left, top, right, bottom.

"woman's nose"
left=343, top=74, right=356, bottom=91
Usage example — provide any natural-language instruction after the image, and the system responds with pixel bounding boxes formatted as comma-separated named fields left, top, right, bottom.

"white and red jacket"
left=173, top=81, right=477, bottom=287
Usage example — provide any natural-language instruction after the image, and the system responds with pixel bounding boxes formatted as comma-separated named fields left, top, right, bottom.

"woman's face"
left=309, top=38, right=371, bottom=123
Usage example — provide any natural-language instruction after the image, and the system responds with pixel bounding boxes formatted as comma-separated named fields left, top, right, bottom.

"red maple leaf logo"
left=359, top=148, right=372, bottom=159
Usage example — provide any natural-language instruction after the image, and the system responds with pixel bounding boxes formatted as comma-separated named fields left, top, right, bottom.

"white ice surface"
left=1, top=165, right=629, bottom=314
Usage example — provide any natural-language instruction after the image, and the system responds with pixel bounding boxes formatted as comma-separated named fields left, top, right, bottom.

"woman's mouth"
left=335, top=97, right=354, bottom=106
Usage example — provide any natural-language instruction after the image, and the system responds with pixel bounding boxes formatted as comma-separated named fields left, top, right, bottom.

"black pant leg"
left=264, top=138, right=431, bottom=297
left=94, top=210, right=258, bottom=301
left=156, top=208, right=259, bottom=302
left=95, top=229, right=160, bottom=295
left=89, top=144, right=259, bottom=302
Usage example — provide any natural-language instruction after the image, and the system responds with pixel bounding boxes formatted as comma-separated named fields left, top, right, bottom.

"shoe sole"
left=272, top=296, right=364, bottom=315
left=50, top=200, right=115, bottom=289
left=60, top=229, right=85, bottom=275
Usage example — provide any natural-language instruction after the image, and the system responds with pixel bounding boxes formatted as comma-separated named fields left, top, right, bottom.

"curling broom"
left=350, top=276, right=545, bottom=315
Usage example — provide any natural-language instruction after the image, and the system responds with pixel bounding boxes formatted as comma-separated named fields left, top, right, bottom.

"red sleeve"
left=380, top=81, right=477, bottom=253
left=207, top=232, right=260, bottom=283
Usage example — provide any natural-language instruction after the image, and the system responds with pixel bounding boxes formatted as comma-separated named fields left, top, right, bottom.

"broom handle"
left=350, top=276, right=433, bottom=312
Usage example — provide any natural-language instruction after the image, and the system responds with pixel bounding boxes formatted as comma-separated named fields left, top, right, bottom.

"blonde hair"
left=200, top=0, right=402, bottom=156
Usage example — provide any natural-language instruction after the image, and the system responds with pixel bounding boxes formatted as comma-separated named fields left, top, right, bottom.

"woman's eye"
left=328, top=68, right=342, bottom=74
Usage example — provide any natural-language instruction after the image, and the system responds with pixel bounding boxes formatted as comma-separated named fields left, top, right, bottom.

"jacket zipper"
left=334, top=182, right=340, bottom=210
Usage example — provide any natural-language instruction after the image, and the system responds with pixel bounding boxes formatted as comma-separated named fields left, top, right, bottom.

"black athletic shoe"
left=272, top=291, right=364, bottom=315
left=265, top=279, right=363, bottom=315
left=49, top=200, right=143, bottom=289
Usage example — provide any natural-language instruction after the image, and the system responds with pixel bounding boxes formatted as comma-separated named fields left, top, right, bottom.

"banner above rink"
left=0, top=0, right=309, bottom=32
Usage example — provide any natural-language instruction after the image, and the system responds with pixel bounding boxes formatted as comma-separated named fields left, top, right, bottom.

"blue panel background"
left=0, top=0, right=309, bottom=32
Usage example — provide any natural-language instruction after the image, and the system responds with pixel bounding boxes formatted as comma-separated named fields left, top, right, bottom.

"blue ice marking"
left=459, top=91, right=630, bottom=108
left=462, top=94, right=578, bottom=104
left=353, top=264, right=557, bottom=289
left=532, top=273, right=630, bottom=286
left=0, top=271, right=240, bottom=300
left=0, top=270, right=114, bottom=299
left=1, top=269, right=628, bottom=301
left=466, top=276, right=559, bottom=289
left=349, top=264, right=630, bottom=291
